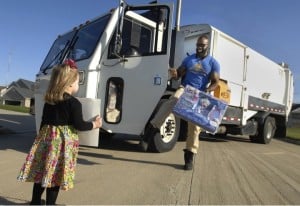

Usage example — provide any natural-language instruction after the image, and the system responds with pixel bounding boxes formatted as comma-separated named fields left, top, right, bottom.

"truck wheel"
left=148, top=113, right=180, bottom=153
left=250, top=116, right=276, bottom=144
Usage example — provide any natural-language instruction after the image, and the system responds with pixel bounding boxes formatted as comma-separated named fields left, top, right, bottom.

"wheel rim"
left=266, top=121, right=273, bottom=139
left=159, top=113, right=176, bottom=143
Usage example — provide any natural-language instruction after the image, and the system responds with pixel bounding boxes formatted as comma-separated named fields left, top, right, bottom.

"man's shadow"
left=78, top=135, right=184, bottom=170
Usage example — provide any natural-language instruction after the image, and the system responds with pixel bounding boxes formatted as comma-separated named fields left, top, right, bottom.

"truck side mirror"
left=113, top=0, right=126, bottom=57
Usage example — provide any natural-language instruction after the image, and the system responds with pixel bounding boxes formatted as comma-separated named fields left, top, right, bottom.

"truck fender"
left=140, top=96, right=180, bottom=153
left=252, top=111, right=271, bottom=125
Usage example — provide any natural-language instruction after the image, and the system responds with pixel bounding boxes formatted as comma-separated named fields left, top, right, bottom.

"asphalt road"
left=1, top=109, right=300, bottom=205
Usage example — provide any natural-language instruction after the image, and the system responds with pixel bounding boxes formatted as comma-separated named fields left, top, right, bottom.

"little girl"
left=17, top=59, right=102, bottom=205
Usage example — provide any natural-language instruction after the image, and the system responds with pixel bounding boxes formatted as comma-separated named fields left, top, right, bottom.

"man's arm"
left=206, top=71, right=220, bottom=93
left=169, top=66, right=186, bottom=80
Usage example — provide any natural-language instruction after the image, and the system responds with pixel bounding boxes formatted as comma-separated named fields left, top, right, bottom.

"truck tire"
left=148, top=112, right=180, bottom=153
left=250, top=116, right=276, bottom=144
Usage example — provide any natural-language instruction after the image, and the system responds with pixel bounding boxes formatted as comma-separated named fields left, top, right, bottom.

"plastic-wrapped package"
left=173, top=85, right=228, bottom=134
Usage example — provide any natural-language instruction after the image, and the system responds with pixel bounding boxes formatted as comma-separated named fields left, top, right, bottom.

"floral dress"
left=17, top=93, right=93, bottom=191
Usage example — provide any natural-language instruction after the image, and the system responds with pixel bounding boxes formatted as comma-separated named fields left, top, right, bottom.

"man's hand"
left=206, top=72, right=220, bottom=93
left=168, top=68, right=178, bottom=79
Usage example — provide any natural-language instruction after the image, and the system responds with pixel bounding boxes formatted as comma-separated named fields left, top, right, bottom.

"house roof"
left=1, top=79, right=34, bottom=101
left=2, top=86, right=34, bottom=100
left=293, top=107, right=300, bottom=114
left=8, top=79, right=34, bottom=90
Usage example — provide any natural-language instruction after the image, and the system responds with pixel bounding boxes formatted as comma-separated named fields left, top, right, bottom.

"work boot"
left=183, top=149, right=194, bottom=170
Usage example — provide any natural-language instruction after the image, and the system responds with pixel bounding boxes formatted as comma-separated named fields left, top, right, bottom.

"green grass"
left=287, top=127, right=300, bottom=140
left=0, top=105, right=30, bottom=113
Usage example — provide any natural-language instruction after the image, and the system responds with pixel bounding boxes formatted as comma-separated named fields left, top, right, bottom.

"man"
left=149, top=34, right=220, bottom=170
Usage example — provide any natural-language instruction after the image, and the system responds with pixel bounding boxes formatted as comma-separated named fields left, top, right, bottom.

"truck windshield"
left=40, top=14, right=111, bottom=72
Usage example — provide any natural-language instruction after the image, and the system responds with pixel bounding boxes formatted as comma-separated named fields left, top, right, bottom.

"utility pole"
left=6, top=52, right=12, bottom=88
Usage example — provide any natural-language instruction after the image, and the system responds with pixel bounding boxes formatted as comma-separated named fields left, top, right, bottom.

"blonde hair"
left=44, top=64, right=79, bottom=104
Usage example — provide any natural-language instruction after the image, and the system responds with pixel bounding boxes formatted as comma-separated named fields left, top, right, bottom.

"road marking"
left=0, top=119, right=21, bottom=124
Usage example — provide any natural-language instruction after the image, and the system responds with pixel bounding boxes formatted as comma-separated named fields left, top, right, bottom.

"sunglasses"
left=196, top=43, right=208, bottom=47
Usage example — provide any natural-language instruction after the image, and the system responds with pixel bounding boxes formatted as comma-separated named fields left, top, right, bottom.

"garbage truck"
left=33, top=0, right=294, bottom=152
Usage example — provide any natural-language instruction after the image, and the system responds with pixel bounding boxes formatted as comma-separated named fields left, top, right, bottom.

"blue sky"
left=1, top=0, right=299, bottom=102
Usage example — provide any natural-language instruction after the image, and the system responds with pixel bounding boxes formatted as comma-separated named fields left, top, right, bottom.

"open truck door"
left=98, top=3, right=174, bottom=137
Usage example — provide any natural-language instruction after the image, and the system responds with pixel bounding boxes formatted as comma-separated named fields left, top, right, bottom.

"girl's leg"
left=30, top=183, right=45, bottom=205
left=46, top=186, right=60, bottom=205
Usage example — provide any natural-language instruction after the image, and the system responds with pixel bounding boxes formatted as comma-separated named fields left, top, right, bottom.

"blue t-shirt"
left=181, top=54, right=220, bottom=91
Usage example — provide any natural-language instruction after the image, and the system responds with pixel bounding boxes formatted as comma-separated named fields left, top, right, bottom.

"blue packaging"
left=172, top=85, right=228, bottom=134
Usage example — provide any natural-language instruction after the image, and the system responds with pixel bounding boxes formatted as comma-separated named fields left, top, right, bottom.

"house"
left=288, top=106, right=300, bottom=127
left=0, top=86, right=7, bottom=97
left=0, top=79, right=34, bottom=108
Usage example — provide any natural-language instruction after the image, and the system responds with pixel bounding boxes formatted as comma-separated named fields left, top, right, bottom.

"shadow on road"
left=98, top=135, right=142, bottom=152
left=0, top=132, right=35, bottom=154
left=79, top=137, right=183, bottom=169
left=0, top=113, right=35, bottom=133
left=78, top=149, right=183, bottom=170
left=199, top=132, right=252, bottom=144
left=0, top=196, right=29, bottom=205
left=0, top=112, right=36, bottom=153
